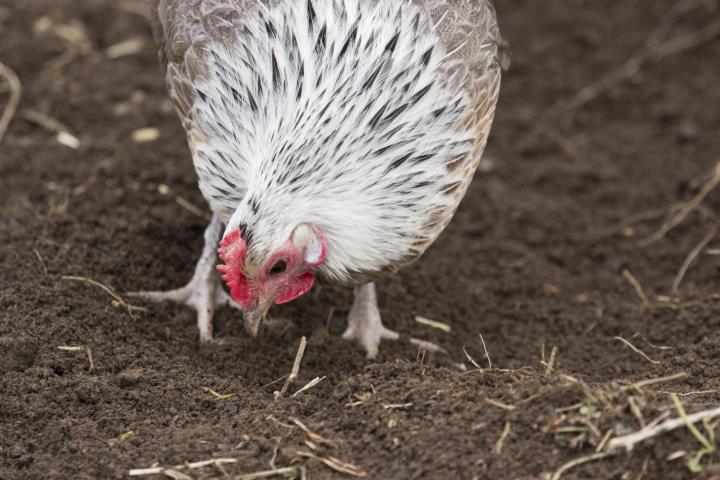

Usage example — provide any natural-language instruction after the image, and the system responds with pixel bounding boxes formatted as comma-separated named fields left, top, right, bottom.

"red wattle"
left=275, top=272, right=315, bottom=304
left=217, top=229, right=253, bottom=309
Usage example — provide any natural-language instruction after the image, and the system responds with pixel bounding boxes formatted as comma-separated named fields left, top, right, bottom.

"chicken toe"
left=128, top=214, right=239, bottom=342
left=342, top=282, right=399, bottom=359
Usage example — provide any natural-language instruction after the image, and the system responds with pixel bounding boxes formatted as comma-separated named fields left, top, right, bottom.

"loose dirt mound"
left=2, top=0, right=720, bottom=478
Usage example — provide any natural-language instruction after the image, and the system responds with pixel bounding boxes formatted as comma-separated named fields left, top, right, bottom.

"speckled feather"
left=151, top=0, right=504, bottom=283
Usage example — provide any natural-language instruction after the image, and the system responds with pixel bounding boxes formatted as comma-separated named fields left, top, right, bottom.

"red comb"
left=217, top=229, right=253, bottom=308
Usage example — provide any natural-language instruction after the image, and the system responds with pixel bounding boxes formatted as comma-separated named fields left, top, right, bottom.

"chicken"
left=135, top=0, right=504, bottom=358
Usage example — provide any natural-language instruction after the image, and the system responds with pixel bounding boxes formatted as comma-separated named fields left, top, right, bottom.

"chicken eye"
left=268, top=260, right=288, bottom=276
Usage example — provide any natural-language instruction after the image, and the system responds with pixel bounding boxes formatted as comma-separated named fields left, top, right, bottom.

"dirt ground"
left=2, top=0, right=720, bottom=478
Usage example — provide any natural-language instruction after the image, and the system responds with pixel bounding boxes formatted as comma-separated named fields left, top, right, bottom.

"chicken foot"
left=128, top=214, right=239, bottom=342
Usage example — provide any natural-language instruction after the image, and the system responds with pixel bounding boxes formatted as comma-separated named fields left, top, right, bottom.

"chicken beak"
left=242, top=293, right=275, bottom=337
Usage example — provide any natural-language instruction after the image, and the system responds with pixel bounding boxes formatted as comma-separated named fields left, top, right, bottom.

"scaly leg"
left=128, top=214, right=239, bottom=342
left=342, top=282, right=399, bottom=359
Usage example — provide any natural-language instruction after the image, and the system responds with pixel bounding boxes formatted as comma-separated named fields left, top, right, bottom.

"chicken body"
left=137, top=0, right=503, bottom=357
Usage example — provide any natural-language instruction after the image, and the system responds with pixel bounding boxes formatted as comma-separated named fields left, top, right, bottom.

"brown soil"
left=2, top=1, right=720, bottom=479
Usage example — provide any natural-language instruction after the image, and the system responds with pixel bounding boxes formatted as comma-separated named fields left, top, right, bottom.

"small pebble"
left=677, top=121, right=699, bottom=143
left=224, top=401, right=239, bottom=415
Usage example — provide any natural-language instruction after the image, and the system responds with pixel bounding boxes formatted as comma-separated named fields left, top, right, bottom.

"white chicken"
left=136, top=0, right=504, bottom=358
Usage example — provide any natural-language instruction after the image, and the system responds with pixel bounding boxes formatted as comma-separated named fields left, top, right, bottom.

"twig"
left=544, top=0, right=720, bottom=123
left=0, top=60, right=21, bottom=144
left=641, top=162, right=720, bottom=246
left=61, top=275, right=146, bottom=319
left=622, top=269, right=650, bottom=307
left=550, top=452, right=613, bottom=480
left=275, top=336, right=307, bottom=400
left=587, top=203, right=682, bottom=241
left=671, top=225, right=719, bottom=295
left=607, top=405, right=720, bottom=452
left=614, top=336, right=661, bottom=364
left=479, top=333, right=492, bottom=369
left=596, top=428, right=614, bottom=453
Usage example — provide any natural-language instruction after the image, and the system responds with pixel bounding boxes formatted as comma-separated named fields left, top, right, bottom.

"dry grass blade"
left=85, top=346, right=95, bottom=371
left=21, top=108, right=71, bottom=134
left=0, top=60, right=21, bottom=144
left=493, top=422, right=512, bottom=455
left=61, top=275, right=146, bottom=319
left=463, top=346, right=482, bottom=370
left=114, top=0, right=152, bottom=20
left=624, top=372, right=689, bottom=392
left=292, top=376, right=326, bottom=397
left=641, top=162, right=720, bottom=246
left=607, top=405, right=720, bottom=452
left=485, top=398, right=516, bottom=411
left=175, top=196, right=213, bottom=220
left=185, top=458, right=238, bottom=469
left=382, top=403, right=413, bottom=410
left=551, top=452, right=613, bottom=480
left=57, top=346, right=84, bottom=352
left=106, top=36, right=145, bottom=59
left=130, top=458, right=239, bottom=476
left=414, top=315, right=451, bottom=332
left=32, top=248, right=48, bottom=275
left=239, top=467, right=298, bottom=480
left=290, top=417, right=338, bottom=449
left=162, top=469, right=192, bottom=480
left=296, top=450, right=367, bottom=478
left=275, top=336, right=307, bottom=400
left=622, top=269, right=650, bottom=307
left=633, top=332, right=672, bottom=351
left=544, top=346, right=559, bottom=375
left=129, top=467, right=164, bottom=476
left=201, top=387, right=236, bottom=401
left=671, top=225, right=719, bottom=295
left=58, top=345, right=95, bottom=371
left=614, top=336, right=661, bottom=364
left=479, top=333, right=492, bottom=369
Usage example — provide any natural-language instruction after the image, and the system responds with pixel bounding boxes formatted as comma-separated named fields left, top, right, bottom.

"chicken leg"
left=342, top=282, right=399, bottom=358
left=128, top=214, right=239, bottom=342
